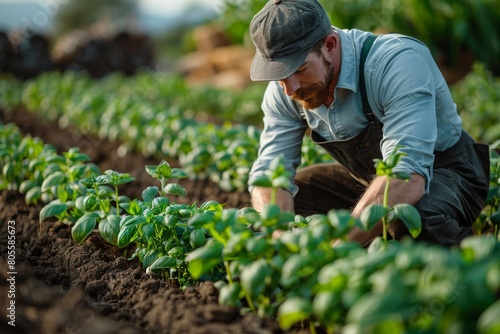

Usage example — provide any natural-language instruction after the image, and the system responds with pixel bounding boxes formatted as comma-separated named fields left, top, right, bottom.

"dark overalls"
left=293, top=36, right=490, bottom=247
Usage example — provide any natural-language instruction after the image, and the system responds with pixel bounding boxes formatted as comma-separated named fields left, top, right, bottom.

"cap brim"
left=250, top=47, right=311, bottom=82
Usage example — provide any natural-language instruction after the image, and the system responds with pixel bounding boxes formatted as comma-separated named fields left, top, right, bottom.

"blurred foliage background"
left=54, top=0, right=138, bottom=34
left=45, top=0, right=500, bottom=76
left=214, top=0, right=500, bottom=76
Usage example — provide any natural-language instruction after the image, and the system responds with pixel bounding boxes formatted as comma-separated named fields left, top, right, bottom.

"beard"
left=291, top=56, right=334, bottom=110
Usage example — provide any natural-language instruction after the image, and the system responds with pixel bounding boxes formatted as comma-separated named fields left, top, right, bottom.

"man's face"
left=279, top=51, right=334, bottom=109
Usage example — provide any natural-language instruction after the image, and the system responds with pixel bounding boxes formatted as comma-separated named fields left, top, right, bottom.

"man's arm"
left=248, top=82, right=306, bottom=214
left=351, top=173, right=425, bottom=217
left=251, top=186, right=295, bottom=213
left=346, top=173, right=425, bottom=244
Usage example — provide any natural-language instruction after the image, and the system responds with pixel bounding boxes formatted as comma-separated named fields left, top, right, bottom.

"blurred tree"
left=54, top=0, right=138, bottom=35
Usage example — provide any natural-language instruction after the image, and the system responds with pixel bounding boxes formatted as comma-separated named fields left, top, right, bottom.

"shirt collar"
left=334, top=27, right=358, bottom=93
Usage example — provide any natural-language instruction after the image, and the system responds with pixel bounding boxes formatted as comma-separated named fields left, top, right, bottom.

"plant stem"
left=309, top=321, right=318, bottom=334
left=382, top=177, right=390, bottom=243
left=160, top=178, right=166, bottom=196
left=224, top=261, right=233, bottom=284
left=115, top=185, right=119, bottom=213
left=243, top=291, right=256, bottom=313
left=270, top=187, right=277, bottom=205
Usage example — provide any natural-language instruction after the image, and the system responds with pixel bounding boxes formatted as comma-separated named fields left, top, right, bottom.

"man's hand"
left=251, top=186, right=295, bottom=213
left=251, top=186, right=294, bottom=239
left=346, top=173, right=425, bottom=246
left=351, top=174, right=425, bottom=218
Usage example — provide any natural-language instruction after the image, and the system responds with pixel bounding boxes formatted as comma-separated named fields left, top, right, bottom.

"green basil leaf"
left=142, top=249, right=160, bottom=268
left=25, top=186, right=41, bottom=205
left=145, top=164, right=159, bottom=178
left=240, top=259, right=272, bottom=300
left=489, top=211, right=500, bottom=226
left=278, top=296, right=313, bottom=330
left=164, top=183, right=186, bottom=196
left=281, top=254, right=316, bottom=288
left=72, top=212, right=99, bottom=243
left=122, top=215, right=146, bottom=228
left=127, top=200, right=142, bottom=215
left=186, top=240, right=223, bottom=279
left=150, top=255, right=177, bottom=270
left=360, top=204, right=387, bottom=232
left=261, top=204, right=281, bottom=221
left=117, top=224, right=139, bottom=248
left=19, top=179, right=37, bottom=194
left=39, top=202, right=68, bottom=224
left=271, top=175, right=291, bottom=189
left=170, top=168, right=187, bottom=179
left=190, top=228, right=206, bottom=248
left=157, top=161, right=172, bottom=177
left=152, top=196, right=169, bottom=211
left=95, top=174, right=112, bottom=185
left=218, top=282, right=242, bottom=308
left=238, top=207, right=260, bottom=225
left=477, top=300, right=500, bottom=334
left=328, top=209, right=361, bottom=237
left=2, top=163, right=14, bottom=182
left=245, top=236, right=268, bottom=256
left=41, top=171, right=66, bottom=192
left=83, top=194, right=99, bottom=212
left=115, top=175, right=135, bottom=185
left=188, top=212, right=215, bottom=228
left=461, top=235, right=497, bottom=262
left=312, top=291, right=341, bottom=329
left=142, top=186, right=158, bottom=203
left=69, top=164, right=87, bottom=179
left=393, top=204, right=421, bottom=238
left=98, top=215, right=120, bottom=246
left=199, top=200, right=223, bottom=212
left=248, top=174, right=272, bottom=188
left=141, top=223, right=155, bottom=239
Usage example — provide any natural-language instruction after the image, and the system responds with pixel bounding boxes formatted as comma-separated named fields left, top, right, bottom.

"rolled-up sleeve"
left=369, top=41, right=439, bottom=192
left=248, top=81, right=307, bottom=194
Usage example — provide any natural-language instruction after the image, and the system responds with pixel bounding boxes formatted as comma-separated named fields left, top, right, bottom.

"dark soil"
left=0, top=108, right=292, bottom=334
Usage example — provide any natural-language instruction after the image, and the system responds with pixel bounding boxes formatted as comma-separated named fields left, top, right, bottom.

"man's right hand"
left=251, top=186, right=294, bottom=239
left=251, top=186, right=295, bottom=214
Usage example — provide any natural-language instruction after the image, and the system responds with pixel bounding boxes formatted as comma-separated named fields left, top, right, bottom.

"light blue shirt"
left=249, top=27, right=462, bottom=195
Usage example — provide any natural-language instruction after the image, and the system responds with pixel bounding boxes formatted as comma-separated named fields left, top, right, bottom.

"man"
left=248, top=0, right=490, bottom=246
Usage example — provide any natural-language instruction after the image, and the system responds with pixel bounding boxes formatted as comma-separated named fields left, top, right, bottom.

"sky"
left=0, top=0, right=224, bottom=14
left=140, top=0, right=225, bottom=17
left=0, top=0, right=226, bottom=33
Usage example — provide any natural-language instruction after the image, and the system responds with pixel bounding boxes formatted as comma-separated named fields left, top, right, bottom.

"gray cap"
left=249, top=0, right=331, bottom=81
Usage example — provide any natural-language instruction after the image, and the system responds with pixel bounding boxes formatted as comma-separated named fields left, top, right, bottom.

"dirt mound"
left=0, top=191, right=281, bottom=333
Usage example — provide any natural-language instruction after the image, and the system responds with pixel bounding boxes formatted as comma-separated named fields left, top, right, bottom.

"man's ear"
left=323, top=34, right=338, bottom=55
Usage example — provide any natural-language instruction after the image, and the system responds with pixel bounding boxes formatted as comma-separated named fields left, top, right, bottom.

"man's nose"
left=280, top=76, right=300, bottom=96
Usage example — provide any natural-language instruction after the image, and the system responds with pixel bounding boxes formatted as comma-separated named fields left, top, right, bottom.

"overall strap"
left=359, top=34, right=377, bottom=123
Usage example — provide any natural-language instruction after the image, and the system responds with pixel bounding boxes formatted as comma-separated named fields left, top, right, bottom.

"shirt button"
left=365, top=142, right=371, bottom=147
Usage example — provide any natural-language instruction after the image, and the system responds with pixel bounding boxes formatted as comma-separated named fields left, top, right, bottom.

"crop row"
left=1, top=121, right=500, bottom=333
left=0, top=70, right=333, bottom=192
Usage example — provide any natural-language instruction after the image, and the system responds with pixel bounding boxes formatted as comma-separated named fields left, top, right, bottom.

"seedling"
left=248, top=154, right=292, bottom=205
left=145, top=159, right=188, bottom=197
left=360, top=145, right=422, bottom=245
